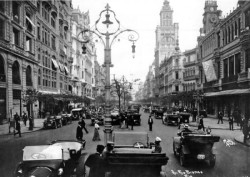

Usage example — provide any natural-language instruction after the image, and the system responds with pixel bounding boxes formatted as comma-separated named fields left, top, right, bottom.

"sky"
left=72, top=0, right=238, bottom=83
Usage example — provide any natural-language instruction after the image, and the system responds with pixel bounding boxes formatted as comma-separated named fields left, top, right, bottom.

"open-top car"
left=61, top=114, right=72, bottom=125
left=155, top=108, right=164, bottom=119
left=173, top=128, right=220, bottom=167
left=162, top=108, right=179, bottom=125
left=179, top=112, right=190, bottom=124
left=14, top=140, right=86, bottom=177
left=105, top=131, right=169, bottom=177
left=126, top=109, right=141, bottom=126
left=44, top=116, right=63, bottom=129
left=14, top=145, right=65, bottom=177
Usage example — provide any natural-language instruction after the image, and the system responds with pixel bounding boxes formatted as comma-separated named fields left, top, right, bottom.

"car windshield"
left=52, top=142, right=82, bottom=160
left=23, top=145, right=62, bottom=161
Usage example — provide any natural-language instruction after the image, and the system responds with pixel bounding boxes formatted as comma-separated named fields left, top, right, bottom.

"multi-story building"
left=0, top=1, right=38, bottom=124
left=182, top=48, right=199, bottom=107
left=198, top=0, right=250, bottom=118
left=94, top=59, right=105, bottom=99
left=36, top=0, right=73, bottom=114
left=71, top=8, right=96, bottom=105
left=154, top=0, right=179, bottom=99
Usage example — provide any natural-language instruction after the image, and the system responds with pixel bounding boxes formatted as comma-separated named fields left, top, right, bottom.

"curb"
left=234, top=137, right=250, bottom=147
left=188, top=123, right=241, bottom=130
left=0, top=127, right=43, bottom=136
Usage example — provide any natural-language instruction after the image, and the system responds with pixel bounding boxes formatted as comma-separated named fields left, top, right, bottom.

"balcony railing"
left=203, top=80, right=219, bottom=88
left=222, top=75, right=238, bottom=84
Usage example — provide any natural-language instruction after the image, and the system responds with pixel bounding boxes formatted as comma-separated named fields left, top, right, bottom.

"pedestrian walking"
left=85, top=144, right=105, bottom=177
left=243, top=118, right=249, bottom=143
left=232, top=109, right=239, bottom=126
left=79, top=117, right=88, bottom=134
left=148, top=115, right=153, bottom=131
left=217, top=111, right=223, bottom=124
left=229, top=114, right=234, bottom=131
left=14, top=119, right=21, bottom=137
left=14, top=112, right=20, bottom=123
left=192, top=108, right=197, bottom=122
left=92, top=121, right=101, bottom=141
left=130, top=115, right=134, bottom=130
left=240, top=114, right=245, bottom=130
left=76, top=122, right=83, bottom=141
left=22, top=111, right=27, bottom=126
left=199, top=115, right=205, bottom=131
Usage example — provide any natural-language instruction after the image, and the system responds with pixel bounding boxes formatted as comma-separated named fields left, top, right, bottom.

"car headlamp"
left=58, top=168, right=63, bottom=175
left=17, top=169, right=22, bottom=174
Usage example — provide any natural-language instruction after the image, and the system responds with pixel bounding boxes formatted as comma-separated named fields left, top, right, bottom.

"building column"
left=7, top=58, right=13, bottom=120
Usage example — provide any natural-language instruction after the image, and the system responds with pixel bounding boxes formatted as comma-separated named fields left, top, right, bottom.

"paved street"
left=0, top=111, right=249, bottom=177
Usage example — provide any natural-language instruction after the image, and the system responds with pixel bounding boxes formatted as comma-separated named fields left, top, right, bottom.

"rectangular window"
left=223, top=59, right=228, bottom=78
left=229, top=56, right=234, bottom=76
left=37, top=23, right=41, bottom=40
left=175, top=85, right=179, bottom=92
left=175, top=71, right=179, bottom=79
left=26, top=13, right=33, bottom=32
left=13, top=28, right=19, bottom=46
left=0, top=18, right=4, bottom=39
left=51, top=35, right=56, bottom=50
left=12, top=1, right=19, bottom=23
left=235, top=53, right=241, bottom=74
left=26, top=36, right=32, bottom=52
left=0, top=1, right=4, bottom=13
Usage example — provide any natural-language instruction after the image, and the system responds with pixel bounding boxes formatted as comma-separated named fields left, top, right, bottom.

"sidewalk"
left=0, top=118, right=44, bottom=136
left=189, top=115, right=250, bottom=147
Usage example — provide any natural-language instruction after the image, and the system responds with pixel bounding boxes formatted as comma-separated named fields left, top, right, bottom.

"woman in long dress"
left=92, top=121, right=101, bottom=141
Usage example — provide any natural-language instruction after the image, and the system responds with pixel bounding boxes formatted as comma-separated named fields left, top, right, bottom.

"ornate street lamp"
left=77, top=4, right=139, bottom=145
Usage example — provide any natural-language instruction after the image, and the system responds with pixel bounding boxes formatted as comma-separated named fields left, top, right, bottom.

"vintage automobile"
left=144, top=107, right=150, bottom=113
left=105, top=131, right=169, bottom=177
left=111, top=109, right=120, bottom=125
left=173, top=128, right=220, bottom=167
left=61, top=114, right=72, bottom=125
left=179, top=112, right=190, bottom=124
left=71, top=108, right=83, bottom=120
left=155, top=108, right=164, bottom=119
left=43, top=116, right=63, bottom=129
left=91, top=112, right=104, bottom=126
left=126, top=109, right=141, bottom=125
left=151, top=105, right=160, bottom=115
left=14, top=140, right=86, bottom=177
left=162, top=108, right=179, bottom=125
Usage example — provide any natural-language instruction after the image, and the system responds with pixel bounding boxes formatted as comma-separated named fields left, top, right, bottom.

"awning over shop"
left=64, top=66, right=69, bottom=75
left=51, top=59, right=59, bottom=69
left=58, top=63, right=65, bottom=73
left=39, top=90, right=59, bottom=95
left=205, top=89, right=250, bottom=97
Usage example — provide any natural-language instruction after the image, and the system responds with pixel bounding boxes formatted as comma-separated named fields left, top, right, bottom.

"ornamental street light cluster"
left=77, top=4, right=139, bottom=144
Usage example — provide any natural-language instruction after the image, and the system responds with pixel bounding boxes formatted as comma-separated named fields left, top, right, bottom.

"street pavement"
left=0, top=112, right=250, bottom=177
left=0, top=115, right=249, bottom=147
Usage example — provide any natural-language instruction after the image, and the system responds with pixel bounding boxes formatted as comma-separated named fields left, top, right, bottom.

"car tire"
left=180, top=150, right=186, bottom=166
left=208, top=156, right=216, bottom=168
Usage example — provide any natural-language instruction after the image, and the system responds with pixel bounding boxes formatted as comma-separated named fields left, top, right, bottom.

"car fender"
left=181, top=145, right=191, bottom=155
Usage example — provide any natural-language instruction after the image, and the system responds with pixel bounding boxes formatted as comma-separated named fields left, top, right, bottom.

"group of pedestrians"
left=13, top=111, right=31, bottom=137
left=76, top=113, right=103, bottom=142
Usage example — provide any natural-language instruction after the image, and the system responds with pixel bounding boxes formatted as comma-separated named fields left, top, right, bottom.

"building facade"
left=198, top=0, right=250, bottom=118
left=0, top=0, right=38, bottom=124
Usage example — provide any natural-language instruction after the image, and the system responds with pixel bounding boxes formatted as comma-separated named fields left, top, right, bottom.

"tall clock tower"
left=155, top=0, right=179, bottom=64
left=202, top=0, right=221, bottom=34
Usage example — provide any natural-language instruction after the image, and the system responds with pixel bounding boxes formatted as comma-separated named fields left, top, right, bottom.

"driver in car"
left=152, top=137, right=162, bottom=153
left=177, top=124, right=193, bottom=136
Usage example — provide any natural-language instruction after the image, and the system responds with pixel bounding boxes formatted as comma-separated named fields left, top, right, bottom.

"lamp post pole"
left=77, top=4, right=139, bottom=145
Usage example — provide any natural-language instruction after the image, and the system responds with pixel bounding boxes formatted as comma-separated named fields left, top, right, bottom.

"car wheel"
left=208, top=156, right=216, bottom=168
left=180, top=150, right=186, bottom=166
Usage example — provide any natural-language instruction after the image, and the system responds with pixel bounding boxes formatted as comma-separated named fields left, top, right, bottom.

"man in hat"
left=148, top=115, right=154, bottom=131
left=85, top=144, right=105, bottom=177
left=153, top=137, right=162, bottom=153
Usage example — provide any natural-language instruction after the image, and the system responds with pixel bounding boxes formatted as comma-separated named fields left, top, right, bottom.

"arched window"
left=26, top=65, right=32, bottom=86
left=0, top=55, right=5, bottom=82
left=38, top=69, right=41, bottom=86
left=12, top=61, right=21, bottom=84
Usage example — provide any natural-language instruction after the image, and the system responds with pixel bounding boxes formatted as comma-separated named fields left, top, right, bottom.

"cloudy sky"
left=72, top=0, right=238, bottom=82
